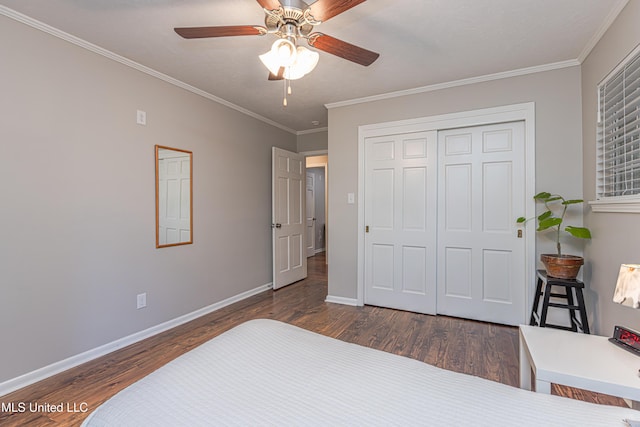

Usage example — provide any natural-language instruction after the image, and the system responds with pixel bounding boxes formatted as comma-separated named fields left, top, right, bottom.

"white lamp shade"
left=271, top=39, right=297, bottom=67
left=259, top=50, right=282, bottom=76
left=260, top=43, right=319, bottom=80
left=259, top=39, right=298, bottom=75
left=613, top=263, right=640, bottom=308
left=282, top=47, right=319, bottom=80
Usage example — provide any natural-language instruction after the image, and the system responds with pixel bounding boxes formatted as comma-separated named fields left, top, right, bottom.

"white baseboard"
left=325, top=295, right=359, bottom=306
left=314, top=248, right=326, bottom=254
left=0, top=282, right=273, bottom=398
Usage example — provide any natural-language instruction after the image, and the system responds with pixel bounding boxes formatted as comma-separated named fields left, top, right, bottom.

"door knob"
left=275, top=223, right=282, bottom=228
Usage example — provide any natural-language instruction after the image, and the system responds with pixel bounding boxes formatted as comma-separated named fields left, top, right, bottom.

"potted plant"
left=517, top=192, right=592, bottom=279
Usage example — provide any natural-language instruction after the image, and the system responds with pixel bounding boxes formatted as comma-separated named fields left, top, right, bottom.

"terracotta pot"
left=541, top=254, right=584, bottom=279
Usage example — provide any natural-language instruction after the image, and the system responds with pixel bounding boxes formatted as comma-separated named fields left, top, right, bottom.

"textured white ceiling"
left=0, top=0, right=627, bottom=132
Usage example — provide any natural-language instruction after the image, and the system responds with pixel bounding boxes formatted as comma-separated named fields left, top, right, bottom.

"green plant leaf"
left=537, top=217, right=562, bottom=231
left=562, top=199, right=584, bottom=205
left=516, top=217, right=526, bottom=223
left=565, top=226, right=592, bottom=239
left=537, top=210, right=553, bottom=221
left=533, top=192, right=551, bottom=200
left=545, top=196, right=562, bottom=202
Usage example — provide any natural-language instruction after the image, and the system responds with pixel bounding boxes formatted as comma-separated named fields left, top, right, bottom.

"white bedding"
left=82, top=319, right=639, bottom=426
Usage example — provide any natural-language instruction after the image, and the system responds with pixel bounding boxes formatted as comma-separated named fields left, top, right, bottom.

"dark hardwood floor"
left=0, top=253, right=627, bottom=426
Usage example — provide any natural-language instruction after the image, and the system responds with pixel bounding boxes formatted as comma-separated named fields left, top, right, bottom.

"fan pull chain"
left=283, top=78, right=287, bottom=107
left=282, top=77, right=293, bottom=107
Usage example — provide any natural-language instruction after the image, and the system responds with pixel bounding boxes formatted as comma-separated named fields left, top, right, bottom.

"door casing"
left=306, top=171, right=316, bottom=257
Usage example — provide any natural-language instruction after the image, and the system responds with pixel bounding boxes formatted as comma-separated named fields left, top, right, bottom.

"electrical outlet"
left=136, top=110, right=146, bottom=125
left=136, top=293, right=147, bottom=309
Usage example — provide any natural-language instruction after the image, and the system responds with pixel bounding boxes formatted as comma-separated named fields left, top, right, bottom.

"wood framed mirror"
left=155, top=145, right=193, bottom=248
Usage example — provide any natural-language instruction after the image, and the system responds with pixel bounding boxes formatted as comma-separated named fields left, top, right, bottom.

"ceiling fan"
left=174, top=0, right=380, bottom=82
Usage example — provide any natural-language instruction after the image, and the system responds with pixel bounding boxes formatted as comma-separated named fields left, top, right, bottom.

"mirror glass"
left=155, top=145, right=193, bottom=248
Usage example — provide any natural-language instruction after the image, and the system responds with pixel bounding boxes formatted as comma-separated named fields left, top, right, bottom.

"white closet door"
left=437, top=121, right=526, bottom=326
left=363, top=131, right=438, bottom=314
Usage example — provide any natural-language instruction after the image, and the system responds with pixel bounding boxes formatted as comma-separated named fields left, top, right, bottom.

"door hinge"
left=365, top=225, right=369, bottom=233
left=517, top=229, right=523, bottom=238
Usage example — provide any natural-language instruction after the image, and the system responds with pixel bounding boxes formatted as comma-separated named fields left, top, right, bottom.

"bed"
left=82, top=319, right=639, bottom=426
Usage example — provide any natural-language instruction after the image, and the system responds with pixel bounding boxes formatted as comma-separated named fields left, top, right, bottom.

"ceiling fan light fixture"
left=259, top=38, right=298, bottom=75
left=259, top=50, right=282, bottom=76
left=176, top=0, right=379, bottom=108
left=295, top=46, right=319, bottom=73
left=260, top=43, right=319, bottom=80
left=282, top=47, right=319, bottom=80
left=271, top=38, right=297, bottom=66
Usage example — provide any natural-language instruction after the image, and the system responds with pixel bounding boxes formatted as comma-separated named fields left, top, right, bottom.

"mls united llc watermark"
left=1, top=401, right=89, bottom=413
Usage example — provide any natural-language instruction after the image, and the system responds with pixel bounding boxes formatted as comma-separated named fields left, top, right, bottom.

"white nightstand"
left=519, top=325, right=640, bottom=403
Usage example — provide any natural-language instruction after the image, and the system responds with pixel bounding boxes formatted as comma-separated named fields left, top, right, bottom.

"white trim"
left=304, top=154, right=329, bottom=265
left=326, top=61, right=578, bottom=109
left=357, top=103, right=536, bottom=323
left=314, top=248, right=326, bottom=254
left=325, top=295, right=359, bottom=306
left=358, top=102, right=536, bottom=137
left=0, top=5, right=296, bottom=135
left=0, top=282, right=272, bottom=398
left=589, top=198, right=640, bottom=213
left=297, top=127, right=328, bottom=136
left=577, top=0, right=630, bottom=63
left=3, top=1, right=627, bottom=136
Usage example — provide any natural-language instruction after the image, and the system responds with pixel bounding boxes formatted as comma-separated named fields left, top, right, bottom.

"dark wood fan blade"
left=308, top=33, right=379, bottom=66
left=268, top=67, right=285, bottom=80
left=307, top=0, right=366, bottom=23
left=256, top=0, right=282, bottom=10
left=174, top=26, right=266, bottom=39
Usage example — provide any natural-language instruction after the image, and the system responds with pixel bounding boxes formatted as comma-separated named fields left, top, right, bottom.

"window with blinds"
left=597, top=44, right=640, bottom=200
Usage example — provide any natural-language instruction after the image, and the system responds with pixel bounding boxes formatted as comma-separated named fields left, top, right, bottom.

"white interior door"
left=272, top=147, right=307, bottom=289
left=158, top=151, right=191, bottom=245
left=363, top=131, right=438, bottom=314
left=305, top=171, right=316, bottom=257
left=437, top=122, right=525, bottom=325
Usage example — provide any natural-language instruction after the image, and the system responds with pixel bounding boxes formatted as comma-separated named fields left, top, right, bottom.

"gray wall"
left=581, top=1, right=640, bottom=335
left=327, top=67, right=584, bottom=303
left=0, top=15, right=296, bottom=383
left=297, top=129, right=328, bottom=152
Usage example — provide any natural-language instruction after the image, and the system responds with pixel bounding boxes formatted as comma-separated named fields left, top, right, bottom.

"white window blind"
left=597, top=44, right=640, bottom=200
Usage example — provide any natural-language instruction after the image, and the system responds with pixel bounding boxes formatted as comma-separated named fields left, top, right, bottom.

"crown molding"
left=325, top=0, right=629, bottom=110
left=0, top=6, right=297, bottom=135
left=297, top=127, right=328, bottom=136
left=4, top=1, right=629, bottom=132
left=326, top=59, right=580, bottom=109
left=577, top=0, right=629, bottom=63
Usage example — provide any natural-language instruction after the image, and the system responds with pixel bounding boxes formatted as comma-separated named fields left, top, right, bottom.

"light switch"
left=136, top=110, right=147, bottom=125
left=347, top=193, right=355, bottom=204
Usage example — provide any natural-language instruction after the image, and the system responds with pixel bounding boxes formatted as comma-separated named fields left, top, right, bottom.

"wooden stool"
left=529, top=269, right=590, bottom=334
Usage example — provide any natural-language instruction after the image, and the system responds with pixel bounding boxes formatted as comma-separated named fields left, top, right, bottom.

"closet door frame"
left=356, top=102, right=536, bottom=325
